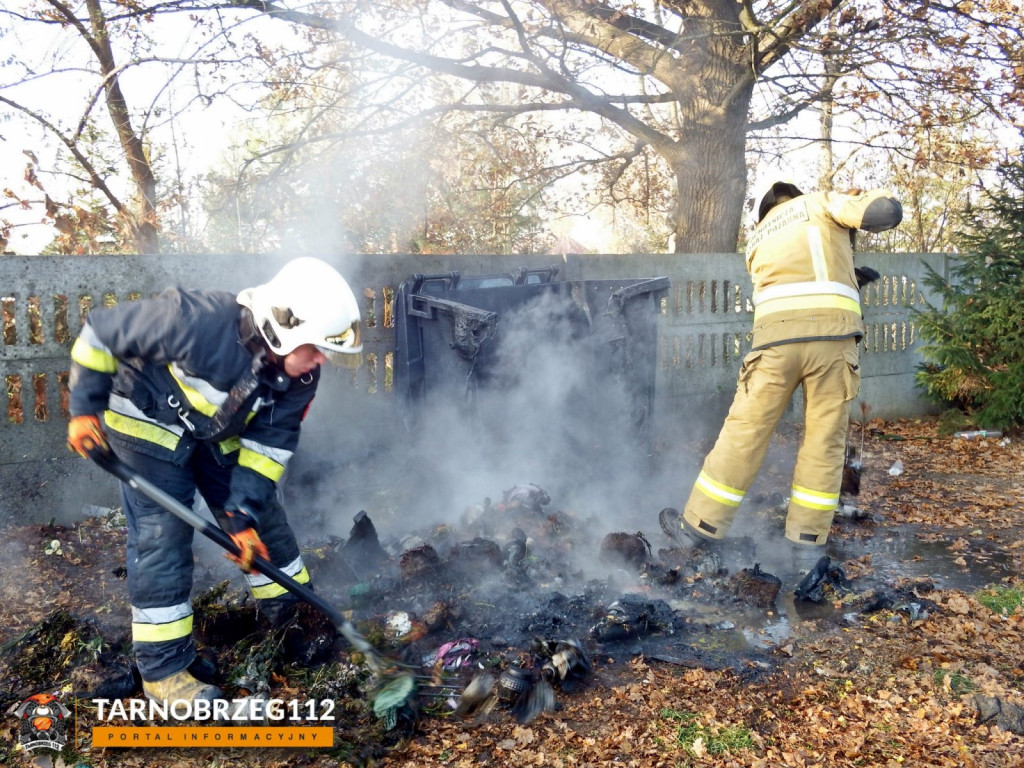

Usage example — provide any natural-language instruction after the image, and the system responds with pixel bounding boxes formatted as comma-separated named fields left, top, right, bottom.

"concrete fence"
left=0, top=252, right=948, bottom=524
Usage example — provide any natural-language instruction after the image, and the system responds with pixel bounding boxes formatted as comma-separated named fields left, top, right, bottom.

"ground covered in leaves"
left=2, top=417, right=1024, bottom=767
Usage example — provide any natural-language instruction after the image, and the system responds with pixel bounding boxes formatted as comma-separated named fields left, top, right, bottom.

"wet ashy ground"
left=2, top=417, right=1023, bottom=767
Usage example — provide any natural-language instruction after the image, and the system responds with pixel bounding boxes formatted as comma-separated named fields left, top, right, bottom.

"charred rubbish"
left=535, top=637, right=593, bottom=691
left=728, top=563, right=783, bottom=610
left=445, top=537, right=504, bottom=579
left=399, top=544, right=443, bottom=586
left=6, top=406, right=1024, bottom=766
left=340, top=510, right=389, bottom=578
left=599, top=531, right=653, bottom=572
left=449, top=635, right=592, bottom=726
left=306, top=486, right=843, bottom=687
left=793, top=556, right=854, bottom=603
left=589, top=597, right=677, bottom=643
left=1, top=468, right=959, bottom=748
left=658, top=545, right=725, bottom=579
left=497, top=666, right=533, bottom=705
left=498, top=484, right=552, bottom=516
left=421, top=638, right=479, bottom=672
left=855, top=577, right=940, bottom=619
left=450, top=667, right=550, bottom=725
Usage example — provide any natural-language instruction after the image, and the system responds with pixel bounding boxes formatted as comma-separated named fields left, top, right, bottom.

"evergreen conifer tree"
left=914, top=149, right=1024, bottom=430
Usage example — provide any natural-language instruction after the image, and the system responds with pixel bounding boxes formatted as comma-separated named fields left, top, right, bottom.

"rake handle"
left=87, top=447, right=383, bottom=670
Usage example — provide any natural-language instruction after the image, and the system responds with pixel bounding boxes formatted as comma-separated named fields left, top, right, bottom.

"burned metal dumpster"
left=393, top=267, right=668, bottom=475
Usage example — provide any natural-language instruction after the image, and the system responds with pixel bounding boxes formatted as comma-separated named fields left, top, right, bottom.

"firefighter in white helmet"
left=670, top=183, right=902, bottom=571
left=66, top=257, right=361, bottom=708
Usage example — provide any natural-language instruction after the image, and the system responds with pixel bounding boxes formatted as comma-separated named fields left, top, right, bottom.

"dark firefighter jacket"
left=68, top=288, right=319, bottom=521
left=743, top=189, right=903, bottom=350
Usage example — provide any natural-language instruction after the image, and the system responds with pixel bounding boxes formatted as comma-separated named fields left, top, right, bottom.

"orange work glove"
left=67, top=414, right=110, bottom=458
left=221, top=510, right=269, bottom=573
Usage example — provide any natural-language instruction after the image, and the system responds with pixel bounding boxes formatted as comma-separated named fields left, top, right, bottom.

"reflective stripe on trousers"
left=245, top=556, right=310, bottom=600
left=682, top=337, right=860, bottom=546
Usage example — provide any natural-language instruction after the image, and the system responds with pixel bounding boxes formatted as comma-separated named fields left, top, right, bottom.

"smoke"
left=408, top=290, right=646, bottom=515
left=285, top=282, right=673, bottom=557
left=276, top=265, right=825, bottom=590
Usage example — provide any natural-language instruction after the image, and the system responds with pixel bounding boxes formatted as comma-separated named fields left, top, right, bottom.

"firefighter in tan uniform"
left=673, top=182, right=902, bottom=560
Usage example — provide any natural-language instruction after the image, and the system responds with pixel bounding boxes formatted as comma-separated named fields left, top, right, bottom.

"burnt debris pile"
left=0, top=481, right=903, bottom=730
left=286, top=481, right=879, bottom=722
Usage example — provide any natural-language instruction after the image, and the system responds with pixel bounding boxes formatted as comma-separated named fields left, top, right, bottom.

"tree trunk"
left=661, top=1, right=753, bottom=254
left=85, top=0, right=160, bottom=254
left=666, top=119, right=749, bottom=254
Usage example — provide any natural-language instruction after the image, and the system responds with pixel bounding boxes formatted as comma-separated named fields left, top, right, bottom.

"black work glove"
left=855, top=266, right=880, bottom=289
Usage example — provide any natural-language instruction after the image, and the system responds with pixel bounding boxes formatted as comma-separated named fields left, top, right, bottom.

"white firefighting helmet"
left=238, top=257, right=362, bottom=356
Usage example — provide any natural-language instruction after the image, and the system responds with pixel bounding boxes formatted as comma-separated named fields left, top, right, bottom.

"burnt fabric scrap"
left=793, top=556, right=854, bottom=603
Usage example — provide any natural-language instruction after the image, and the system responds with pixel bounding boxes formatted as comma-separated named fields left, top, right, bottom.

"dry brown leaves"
left=392, top=594, right=1024, bottom=767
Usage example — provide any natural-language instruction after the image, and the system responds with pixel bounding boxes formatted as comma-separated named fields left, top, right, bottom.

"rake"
left=86, top=446, right=418, bottom=714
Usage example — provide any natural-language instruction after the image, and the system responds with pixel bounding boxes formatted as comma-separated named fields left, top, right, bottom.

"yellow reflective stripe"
left=132, top=614, right=193, bottom=643
left=791, top=484, right=840, bottom=511
left=238, top=447, right=285, bottom=482
left=240, top=438, right=291, bottom=465
left=753, top=294, right=861, bottom=320
left=753, top=280, right=860, bottom=306
left=250, top=567, right=310, bottom=600
left=251, top=581, right=288, bottom=599
left=104, top=410, right=181, bottom=451
left=71, top=336, right=118, bottom=373
left=247, top=556, right=305, bottom=586
left=168, top=366, right=220, bottom=417
left=219, top=437, right=241, bottom=455
left=694, top=471, right=745, bottom=508
left=807, top=225, right=829, bottom=281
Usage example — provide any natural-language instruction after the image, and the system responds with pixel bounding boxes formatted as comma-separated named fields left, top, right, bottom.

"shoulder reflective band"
left=71, top=331, right=118, bottom=373
left=169, top=364, right=226, bottom=416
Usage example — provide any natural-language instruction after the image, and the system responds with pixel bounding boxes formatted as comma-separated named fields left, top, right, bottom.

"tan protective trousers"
left=682, top=337, right=861, bottom=546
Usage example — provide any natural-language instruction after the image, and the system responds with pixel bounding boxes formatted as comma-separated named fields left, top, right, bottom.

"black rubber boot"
left=659, top=507, right=708, bottom=550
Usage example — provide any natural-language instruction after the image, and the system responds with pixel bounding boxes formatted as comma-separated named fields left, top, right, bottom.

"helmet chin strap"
left=240, top=308, right=274, bottom=357
left=239, top=308, right=290, bottom=376
left=239, top=307, right=260, bottom=344
left=263, top=349, right=284, bottom=370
